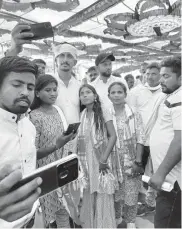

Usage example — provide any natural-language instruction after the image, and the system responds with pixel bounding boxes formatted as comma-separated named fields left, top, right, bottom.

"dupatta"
left=77, top=109, right=123, bottom=193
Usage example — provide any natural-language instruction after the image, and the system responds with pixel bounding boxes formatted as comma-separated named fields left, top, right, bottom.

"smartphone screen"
left=64, top=123, right=80, bottom=135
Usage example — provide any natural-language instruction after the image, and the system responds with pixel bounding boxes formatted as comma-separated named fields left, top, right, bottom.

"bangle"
left=134, top=161, right=143, bottom=167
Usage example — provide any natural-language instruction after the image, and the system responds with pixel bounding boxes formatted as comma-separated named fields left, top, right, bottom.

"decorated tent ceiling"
left=0, top=0, right=181, bottom=72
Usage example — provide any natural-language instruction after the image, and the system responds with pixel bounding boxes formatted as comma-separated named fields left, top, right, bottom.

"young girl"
left=30, top=74, right=74, bottom=228
left=108, top=82, right=145, bottom=229
left=77, top=84, right=121, bottom=228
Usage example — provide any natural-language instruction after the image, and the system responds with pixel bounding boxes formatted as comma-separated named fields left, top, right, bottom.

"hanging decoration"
left=104, top=0, right=181, bottom=39
left=2, top=0, right=80, bottom=12
left=56, top=0, right=123, bottom=33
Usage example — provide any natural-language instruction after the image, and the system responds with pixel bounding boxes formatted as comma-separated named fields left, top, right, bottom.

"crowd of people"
left=0, top=23, right=181, bottom=229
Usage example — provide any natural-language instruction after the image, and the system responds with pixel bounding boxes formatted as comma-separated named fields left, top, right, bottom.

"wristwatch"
left=134, top=161, right=143, bottom=167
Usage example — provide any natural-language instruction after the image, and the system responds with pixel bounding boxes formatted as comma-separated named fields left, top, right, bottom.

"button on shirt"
left=150, top=87, right=181, bottom=188
left=0, top=108, right=37, bottom=228
left=55, top=76, right=81, bottom=124
left=91, top=75, right=128, bottom=109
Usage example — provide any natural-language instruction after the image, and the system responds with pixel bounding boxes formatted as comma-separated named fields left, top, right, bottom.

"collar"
left=97, top=75, right=114, bottom=84
left=57, top=75, right=76, bottom=86
left=169, top=86, right=181, bottom=96
left=145, top=83, right=161, bottom=91
left=0, top=108, right=27, bottom=123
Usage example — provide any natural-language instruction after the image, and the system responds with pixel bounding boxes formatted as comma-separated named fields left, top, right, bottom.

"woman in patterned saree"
left=77, top=84, right=121, bottom=228
left=108, top=82, right=145, bottom=229
left=30, top=75, right=75, bottom=228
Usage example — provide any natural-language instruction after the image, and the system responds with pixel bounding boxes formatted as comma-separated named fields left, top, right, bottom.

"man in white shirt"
left=0, top=56, right=42, bottom=228
left=54, top=43, right=81, bottom=124
left=82, top=66, right=99, bottom=84
left=128, top=62, right=164, bottom=216
left=149, top=56, right=181, bottom=228
left=91, top=52, right=128, bottom=108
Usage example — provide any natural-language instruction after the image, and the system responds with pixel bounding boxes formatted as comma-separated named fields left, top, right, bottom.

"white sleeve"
left=127, top=88, right=138, bottom=112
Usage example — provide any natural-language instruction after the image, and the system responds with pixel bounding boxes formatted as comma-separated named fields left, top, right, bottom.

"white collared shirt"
left=0, top=108, right=37, bottom=228
left=90, top=75, right=128, bottom=109
left=150, top=87, right=181, bottom=188
left=55, top=76, right=81, bottom=124
left=127, top=84, right=163, bottom=127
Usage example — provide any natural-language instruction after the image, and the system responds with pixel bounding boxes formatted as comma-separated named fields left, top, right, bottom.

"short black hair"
left=0, top=56, right=38, bottom=88
left=112, top=72, right=121, bottom=77
left=125, top=74, right=134, bottom=81
left=87, top=66, right=97, bottom=73
left=160, top=56, right=181, bottom=77
left=146, top=62, right=160, bottom=71
left=141, top=62, right=148, bottom=67
left=32, top=58, right=46, bottom=66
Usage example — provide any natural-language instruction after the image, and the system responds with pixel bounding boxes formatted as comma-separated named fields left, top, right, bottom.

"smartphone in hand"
left=10, top=154, right=78, bottom=197
left=64, top=123, right=81, bottom=135
left=21, top=22, right=54, bottom=40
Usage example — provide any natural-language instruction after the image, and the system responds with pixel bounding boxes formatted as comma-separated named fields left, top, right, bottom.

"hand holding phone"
left=64, top=123, right=81, bottom=136
left=0, top=165, right=41, bottom=222
left=56, top=132, right=75, bottom=149
left=10, top=154, right=78, bottom=197
left=21, top=22, right=54, bottom=40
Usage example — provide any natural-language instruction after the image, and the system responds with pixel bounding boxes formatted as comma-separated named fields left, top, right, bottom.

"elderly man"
left=54, top=43, right=81, bottom=125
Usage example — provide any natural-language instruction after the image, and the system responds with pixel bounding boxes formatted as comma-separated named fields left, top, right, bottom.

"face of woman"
left=36, top=82, right=58, bottom=105
left=109, top=84, right=126, bottom=105
left=80, top=87, right=96, bottom=106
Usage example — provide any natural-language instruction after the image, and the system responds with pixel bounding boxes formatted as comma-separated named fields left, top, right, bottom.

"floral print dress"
left=30, top=108, right=70, bottom=228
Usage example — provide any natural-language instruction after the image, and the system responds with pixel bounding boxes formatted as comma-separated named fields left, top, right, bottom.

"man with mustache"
left=91, top=52, right=128, bottom=109
left=128, top=62, right=164, bottom=217
left=148, top=56, right=181, bottom=228
left=54, top=43, right=81, bottom=125
left=0, top=56, right=42, bottom=227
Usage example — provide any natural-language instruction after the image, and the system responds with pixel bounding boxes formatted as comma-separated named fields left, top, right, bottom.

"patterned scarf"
left=112, top=104, right=137, bottom=161
left=77, top=109, right=123, bottom=190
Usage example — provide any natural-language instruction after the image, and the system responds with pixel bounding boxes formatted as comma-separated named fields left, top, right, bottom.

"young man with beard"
left=54, top=43, right=81, bottom=125
left=148, top=56, right=181, bottom=228
left=0, top=56, right=42, bottom=228
left=91, top=52, right=128, bottom=108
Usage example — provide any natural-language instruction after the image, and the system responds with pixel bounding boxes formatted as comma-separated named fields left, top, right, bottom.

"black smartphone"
left=10, top=154, right=78, bottom=197
left=64, top=123, right=81, bottom=135
left=21, top=22, right=54, bottom=40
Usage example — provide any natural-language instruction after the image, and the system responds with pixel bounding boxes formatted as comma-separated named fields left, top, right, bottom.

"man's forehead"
left=7, top=72, right=35, bottom=83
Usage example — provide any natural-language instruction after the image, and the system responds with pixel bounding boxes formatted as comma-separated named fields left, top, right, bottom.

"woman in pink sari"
left=77, top=84, right=122, bottom=228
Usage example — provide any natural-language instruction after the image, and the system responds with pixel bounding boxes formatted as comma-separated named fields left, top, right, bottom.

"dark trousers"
left=154, top=181, right=181, bottom=228
left=142, top=146, right=150, bottom=170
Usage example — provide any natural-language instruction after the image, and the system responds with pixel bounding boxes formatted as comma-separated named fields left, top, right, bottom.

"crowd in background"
left=0, top=23, right=181, bottom=229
